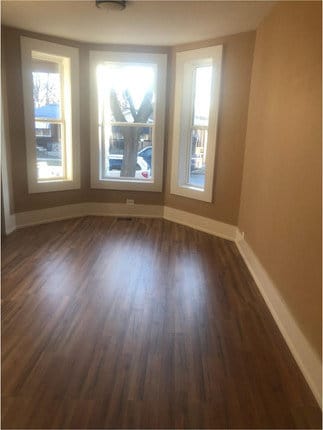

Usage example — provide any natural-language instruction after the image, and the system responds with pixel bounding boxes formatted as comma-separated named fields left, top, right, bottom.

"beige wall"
left=164, top=31, right=256, bottom=225
left=238, top=1, right=322, bottom=357
left=2, top=27, right=85, bottom=213
left=2, top=26, right=255, bottom=224
left=1, top=26, right=169, bottom=213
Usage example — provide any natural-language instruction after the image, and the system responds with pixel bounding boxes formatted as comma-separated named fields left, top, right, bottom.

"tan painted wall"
left=2, top=26, right=255, bottom=224
left=238, top=1, right=322, bottom=357
left=164, top=31, right=256, bottom=225
left=1, top=26, right=169, bottom=213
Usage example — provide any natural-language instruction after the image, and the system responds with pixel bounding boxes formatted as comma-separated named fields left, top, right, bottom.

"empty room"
left=1, top=0, right=322, bottom=428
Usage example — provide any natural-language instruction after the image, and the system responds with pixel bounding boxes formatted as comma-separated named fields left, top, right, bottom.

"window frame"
left=170, top=45, right=223, bottom=202
left=90, top=50, right=167, bottom=192
left=21, top=36, right=80, bottom=193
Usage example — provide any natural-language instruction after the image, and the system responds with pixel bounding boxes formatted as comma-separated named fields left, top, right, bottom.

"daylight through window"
left=32, top=55, right=65, bottom=180
left=90, top=51, right=166, bottom=191
left=188, top=65, right=212, bottom=189
left=97, top=63, right=155, bottom=181
left=21, top=37, right=80, bottom=193
left=170, top=45, right=222, bottom=202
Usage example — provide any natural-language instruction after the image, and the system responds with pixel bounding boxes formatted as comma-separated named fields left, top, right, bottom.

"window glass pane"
left=96, top=62, right=157, bottom=182
left=36, top=122, right=64, bottom=180
left=193, top=66, right=212, bottom=127
left=97, top=64, right=155, bottom=124
left=32, top=58, right=61, bottom=120
left=188, top=129, right=208, bottom=188
left=100, top=124, right=152, bottom=180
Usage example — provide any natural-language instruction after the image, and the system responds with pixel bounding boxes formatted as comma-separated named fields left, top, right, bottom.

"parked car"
left=137, top=145, right=200, bottom=172
left=138, top=146, right=152, bottom=169
left=190, top=156, right=203, bottom=171
left=37, top=161, right=63, bottom=178
left=106, top=155, right=150, bottom=179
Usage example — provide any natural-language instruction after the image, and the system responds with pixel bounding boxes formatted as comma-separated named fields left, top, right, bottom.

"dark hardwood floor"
left=1, top=216, right=321, bottom=429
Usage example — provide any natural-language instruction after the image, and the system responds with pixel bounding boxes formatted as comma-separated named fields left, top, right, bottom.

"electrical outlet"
left=236, top=230, right=245, bottom=241
left=126, top=199, right=135, bottom=206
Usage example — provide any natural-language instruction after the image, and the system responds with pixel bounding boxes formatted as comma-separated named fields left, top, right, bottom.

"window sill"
left=91, top=178, right=162, bottom=192
left=170, top=184, right=213, bottom=202
left=28, top=179, right=80, bottom=194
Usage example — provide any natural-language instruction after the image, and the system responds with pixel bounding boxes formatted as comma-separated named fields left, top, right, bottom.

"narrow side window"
left=21, top=37, right=80, bottom=193
left=171, top=45, right=222, bottom=202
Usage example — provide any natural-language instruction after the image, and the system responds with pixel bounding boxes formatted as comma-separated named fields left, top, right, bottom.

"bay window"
left=21, top=37, right=80, bottom=193
left=170, top=45, right=222, bottom=202
left=90, top=51, right=166, bottom=191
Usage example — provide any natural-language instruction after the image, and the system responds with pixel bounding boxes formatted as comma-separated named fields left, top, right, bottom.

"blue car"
left=138, top=146, right=152, bottom=169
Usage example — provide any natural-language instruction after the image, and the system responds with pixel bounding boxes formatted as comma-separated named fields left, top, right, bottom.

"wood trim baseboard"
left=163, top=206, right=237, bottom=241
left=3, top=214, right=16, bottom=235
left=13, top=204, right=235, bottom=239
left=14, top=202, right=164, bottom=229
left=87, top=202, right=164, bottom=218
left=236, top=231, right=322, bottom=408
left=15, top=203, right=88, bottom=229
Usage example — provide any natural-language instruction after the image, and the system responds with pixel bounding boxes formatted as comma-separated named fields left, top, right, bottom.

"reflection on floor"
left=2, top=216, right=321, bottom=429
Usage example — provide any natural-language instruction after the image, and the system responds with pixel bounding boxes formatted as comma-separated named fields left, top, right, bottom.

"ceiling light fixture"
left=96, top=0, right=127, bottom=10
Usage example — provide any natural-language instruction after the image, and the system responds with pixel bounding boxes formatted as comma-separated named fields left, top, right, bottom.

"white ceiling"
left=1, top=0, right=274, bottom=46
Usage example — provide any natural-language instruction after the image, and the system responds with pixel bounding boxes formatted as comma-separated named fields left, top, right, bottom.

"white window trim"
left=90, top=50, right=167, bottom=192
left=21, top=37, right=80, bottom=193
left=170, top=45, right=223, bottom=202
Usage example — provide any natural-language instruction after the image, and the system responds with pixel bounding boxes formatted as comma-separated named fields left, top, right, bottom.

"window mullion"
left=110, top=122, right=155, bottom=128
left=191, top=125, right=208, bottom=131
left=34, top=118, right=63, bottom=124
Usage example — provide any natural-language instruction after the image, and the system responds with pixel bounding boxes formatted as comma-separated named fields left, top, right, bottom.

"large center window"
left=90, top=52, right=166, bottom=191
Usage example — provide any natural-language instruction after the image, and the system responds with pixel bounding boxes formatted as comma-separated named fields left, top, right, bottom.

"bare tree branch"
left=110, top=89, right=127, bottom=122
left=135, top=90, right=153, bottom=123
left=124, top=89, right=137, bottom=120
left=108, top=88, right=153, bottom=177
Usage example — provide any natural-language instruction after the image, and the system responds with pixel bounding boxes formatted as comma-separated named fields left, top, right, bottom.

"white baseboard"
left=15, top=203, right=88, bottom=229
left=14, top=203, right=234, bottom=240
left=4, top=213, right=16, bottom=235
left=163, top=206, right=237, bottom=241
left=14, top=202, right=164, bottom=229
left=87, top=202, right=164, bottom=218
left=236, top=232, right=322, bottom=408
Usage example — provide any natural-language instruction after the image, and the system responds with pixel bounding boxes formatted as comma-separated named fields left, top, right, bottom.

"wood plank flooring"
left=1, top=216, right=321, bottom=429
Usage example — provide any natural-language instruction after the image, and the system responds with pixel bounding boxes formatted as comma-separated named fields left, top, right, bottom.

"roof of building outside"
left=35, top=103, right=59, bottom=119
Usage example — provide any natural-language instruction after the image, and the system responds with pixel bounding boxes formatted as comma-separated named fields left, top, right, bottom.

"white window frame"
left=21, top=37, right=80, bottom=193
left=170, top=45, right=222, bottom=202
left=90, top=51, right=167, bottom=191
